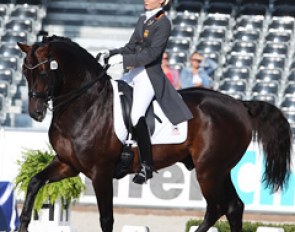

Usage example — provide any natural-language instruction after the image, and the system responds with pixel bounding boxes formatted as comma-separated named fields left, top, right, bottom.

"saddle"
left=113, top=80, right=193, bottom=179
left=117, top=80, right=160, bottom=136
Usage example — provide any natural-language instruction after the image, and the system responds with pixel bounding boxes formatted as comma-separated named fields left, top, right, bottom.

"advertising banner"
left=0, top=129, right=294, bottom=213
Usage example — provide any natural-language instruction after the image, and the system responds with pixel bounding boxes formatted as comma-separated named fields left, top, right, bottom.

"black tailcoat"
left=112, top=11, right=193, bottom=125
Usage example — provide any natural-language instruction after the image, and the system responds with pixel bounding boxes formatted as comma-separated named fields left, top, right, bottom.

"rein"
left=47, top=65, right=110, bottom=111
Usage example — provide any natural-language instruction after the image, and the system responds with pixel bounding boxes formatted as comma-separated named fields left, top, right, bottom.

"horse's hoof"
left=18, top=229, right=29, bottom=232
left=18, top=224, right=29, bottom=232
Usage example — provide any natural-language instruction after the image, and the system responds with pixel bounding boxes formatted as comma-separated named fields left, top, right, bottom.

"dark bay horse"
left=17, top=36, right=291, bottom=232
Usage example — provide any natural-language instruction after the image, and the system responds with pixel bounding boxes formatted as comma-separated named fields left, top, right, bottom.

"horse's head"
left=18, top=36, right=106, bottom=122
left=17, top=41, right=58, bottom=122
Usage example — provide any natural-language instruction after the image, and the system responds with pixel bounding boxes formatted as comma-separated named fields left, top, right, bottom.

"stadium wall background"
left=0, top=128, right=294, bottom=214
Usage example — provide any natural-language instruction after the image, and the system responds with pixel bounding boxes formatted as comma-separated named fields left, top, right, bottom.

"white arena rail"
left=121, top=225, right=150, bottom=232
left=256, top=226, right=284, bottom=232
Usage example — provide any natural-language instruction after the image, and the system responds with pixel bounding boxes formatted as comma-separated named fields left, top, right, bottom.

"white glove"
left=96, top=49, right=110, bottom=66
left=108, top=54, right=123, bottom=66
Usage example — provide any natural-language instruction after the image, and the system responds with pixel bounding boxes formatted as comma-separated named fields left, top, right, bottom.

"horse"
left=17, top=35, right=292, bottom=232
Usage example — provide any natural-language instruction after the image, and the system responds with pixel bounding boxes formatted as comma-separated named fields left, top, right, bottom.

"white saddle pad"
left=111, top=80, right=188, bottom=145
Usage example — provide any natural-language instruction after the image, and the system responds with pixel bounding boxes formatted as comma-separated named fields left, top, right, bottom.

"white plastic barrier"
left=189, top=226, right=218, bottom=232
left=256, top=226, right=284, bottom=232
left=121, top=225, right=150, bottom=232
left=28, top=201, right=71, bottom=232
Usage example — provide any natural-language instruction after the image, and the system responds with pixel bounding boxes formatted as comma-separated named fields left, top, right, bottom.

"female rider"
left=98, top=0, right=193, bottom=184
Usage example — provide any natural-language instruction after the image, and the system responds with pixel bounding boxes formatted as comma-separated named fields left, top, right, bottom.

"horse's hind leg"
left=194, top=167, right=226, bottom=232
left=224, top=174, right=244, bottom=232
left=19, top=156, right=78, bottom=232
left=194, top=170, right=244, bottom=232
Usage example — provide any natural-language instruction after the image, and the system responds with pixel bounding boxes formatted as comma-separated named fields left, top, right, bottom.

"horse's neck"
left=52, top=77, right=113, bottom=129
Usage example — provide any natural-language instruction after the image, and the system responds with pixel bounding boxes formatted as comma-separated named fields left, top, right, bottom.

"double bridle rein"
left=23, top=57, right=109, bottom=112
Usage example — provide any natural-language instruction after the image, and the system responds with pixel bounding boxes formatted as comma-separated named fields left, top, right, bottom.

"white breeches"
left=121, top=67, right=155, bottom=126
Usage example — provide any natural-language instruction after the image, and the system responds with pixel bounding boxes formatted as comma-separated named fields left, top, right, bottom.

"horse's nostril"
left=34, top=110, right=45, bottom=122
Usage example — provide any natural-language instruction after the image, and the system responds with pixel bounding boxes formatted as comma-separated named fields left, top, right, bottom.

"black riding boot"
left=132, top=117, right=153, bottom=184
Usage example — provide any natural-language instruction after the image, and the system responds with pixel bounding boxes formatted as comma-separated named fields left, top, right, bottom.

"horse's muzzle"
left=30, top=109, right=46, bottom=122
left=29, top=105, right=47, bottom=122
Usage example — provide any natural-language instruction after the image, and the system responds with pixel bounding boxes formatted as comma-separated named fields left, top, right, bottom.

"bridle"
left=23, top=55, right=110, bottom=112
left=23, top=58, right=54, bottom=105
left=23, top=59, right=49, bottom=70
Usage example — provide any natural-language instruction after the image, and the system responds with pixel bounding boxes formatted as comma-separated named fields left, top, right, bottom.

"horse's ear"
left=42, top=35, right=49, bottom=42
left=17, top=42, right=31, bottom=53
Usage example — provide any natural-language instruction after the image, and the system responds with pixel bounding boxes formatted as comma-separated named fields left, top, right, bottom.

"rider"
left=98, top=0, right=193, bottom=184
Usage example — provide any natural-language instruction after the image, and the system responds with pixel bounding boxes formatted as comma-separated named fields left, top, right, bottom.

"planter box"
left=28, top=201, right=71, bottom=232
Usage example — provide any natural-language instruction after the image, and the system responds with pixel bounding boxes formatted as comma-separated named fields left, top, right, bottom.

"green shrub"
left=15, top=147, right=85, bottom=211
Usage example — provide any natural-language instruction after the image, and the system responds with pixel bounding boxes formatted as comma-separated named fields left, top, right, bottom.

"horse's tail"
left=243, top=100, right=292, bottom=191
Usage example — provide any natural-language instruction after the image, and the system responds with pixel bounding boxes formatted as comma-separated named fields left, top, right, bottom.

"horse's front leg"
left=19, top=156, right=78, bottom=232
left=92, top=168, right=114, bottom=232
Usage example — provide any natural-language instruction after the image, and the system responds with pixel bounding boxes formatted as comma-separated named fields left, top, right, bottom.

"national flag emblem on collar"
left=144, top=30, right=149, bottom=38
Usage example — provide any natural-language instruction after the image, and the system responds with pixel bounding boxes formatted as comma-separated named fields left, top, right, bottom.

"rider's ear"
left=17, top=42, right=31, bottom=53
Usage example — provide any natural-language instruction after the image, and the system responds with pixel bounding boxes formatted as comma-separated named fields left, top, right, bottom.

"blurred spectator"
left=180, top=51, right=218, bottom=89
left=162, top=52, right=180, bottom=89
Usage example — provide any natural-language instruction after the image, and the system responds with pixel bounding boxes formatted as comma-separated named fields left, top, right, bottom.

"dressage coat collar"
left=145, top=8, right=163, bottom=22
left=144, top=9, right=165, bottom=26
